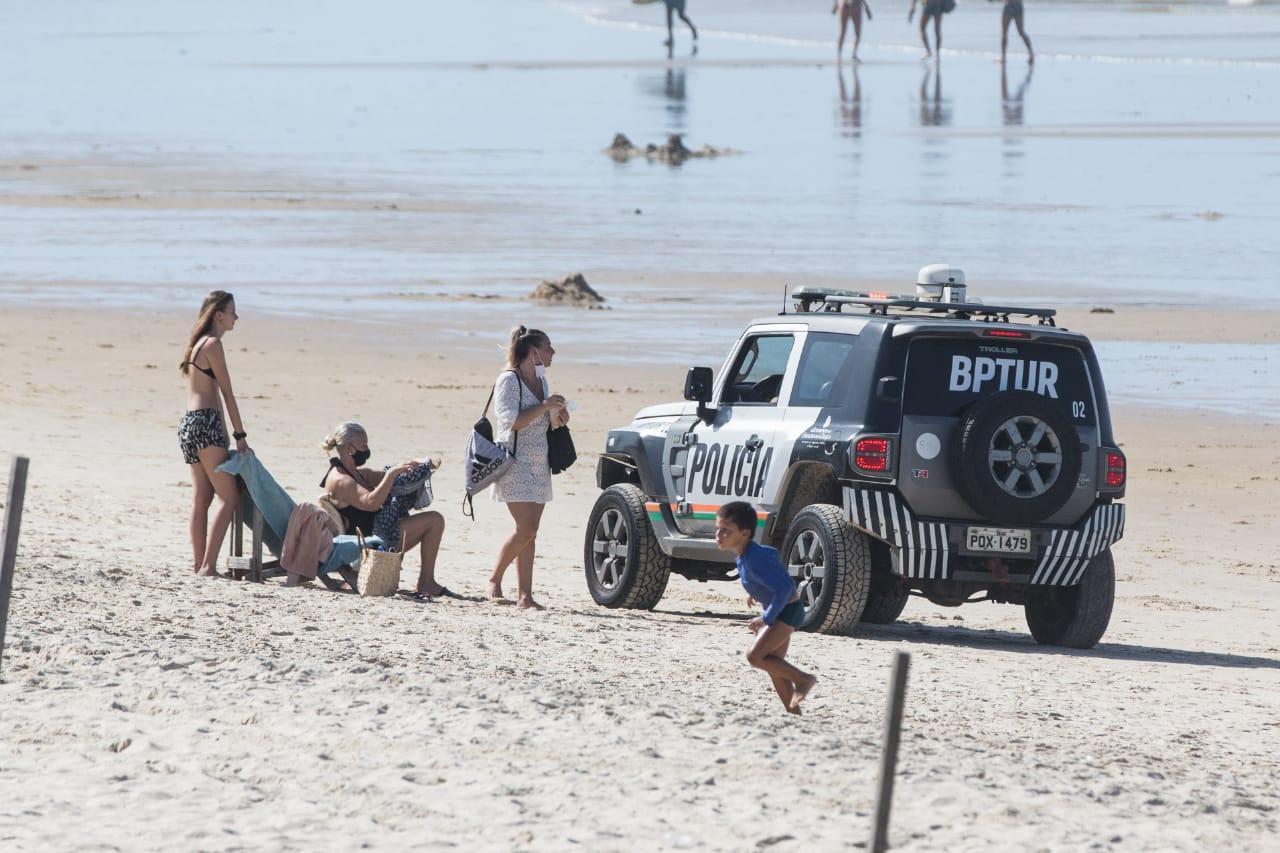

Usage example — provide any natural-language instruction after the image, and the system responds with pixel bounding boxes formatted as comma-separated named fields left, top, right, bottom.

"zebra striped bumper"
left=842, top=487, right=1125, bottom=586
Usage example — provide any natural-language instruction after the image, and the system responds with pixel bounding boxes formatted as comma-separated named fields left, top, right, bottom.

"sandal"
left=398, top=590, right=435, bottom=603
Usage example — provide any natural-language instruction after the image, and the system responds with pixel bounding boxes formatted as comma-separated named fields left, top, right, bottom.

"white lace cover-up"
left=491, top=371, right=553, bottom=504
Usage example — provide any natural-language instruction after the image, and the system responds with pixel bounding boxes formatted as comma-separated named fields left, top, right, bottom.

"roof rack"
left=788, top=286, right=1057, bottom=326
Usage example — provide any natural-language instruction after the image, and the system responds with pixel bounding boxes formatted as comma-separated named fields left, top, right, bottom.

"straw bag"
left=355, top=531, right=402, bottom=597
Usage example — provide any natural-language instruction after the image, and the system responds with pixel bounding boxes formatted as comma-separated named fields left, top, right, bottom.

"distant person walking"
left=178, top=290, right=252, bottom=578
left=487, top=326, right=567, bottom=610
left=909, top=0, right=954, bottom=61
left=716, top=502, right=817, bottom=715
left=993, top=0, right=1034, bottom=64
left=661, top=0, right=697, bottom=49
left=834, top=0, right=872, bottom=64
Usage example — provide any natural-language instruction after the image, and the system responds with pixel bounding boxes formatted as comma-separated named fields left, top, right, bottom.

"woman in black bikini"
left=178, top=291, right=251, bottom=577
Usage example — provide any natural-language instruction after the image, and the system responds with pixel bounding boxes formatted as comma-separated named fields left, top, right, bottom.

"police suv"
left=584, top=265, right=1126, bottom=648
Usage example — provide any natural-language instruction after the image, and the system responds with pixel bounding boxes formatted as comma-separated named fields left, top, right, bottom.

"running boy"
left=715, top=501, right=817, bottom=714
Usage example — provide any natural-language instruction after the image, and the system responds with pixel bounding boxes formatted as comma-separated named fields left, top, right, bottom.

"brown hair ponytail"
left=506, top=325, right=548, bottom=368
left=179, top=290, right=234, bottom=374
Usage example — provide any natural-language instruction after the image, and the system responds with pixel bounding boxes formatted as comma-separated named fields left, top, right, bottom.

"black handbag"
left=547, top=423, right=577, bottom=475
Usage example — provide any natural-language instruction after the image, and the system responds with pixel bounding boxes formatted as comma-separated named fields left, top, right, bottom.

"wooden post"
left=870, top=650, right=911, bottom=853
left=250, top=504, right=265, bottom=583
left=0, top=456, right=31, bottom=677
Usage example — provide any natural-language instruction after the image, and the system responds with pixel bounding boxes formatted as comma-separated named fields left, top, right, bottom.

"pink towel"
left=281, top=502, right=339, bottom=580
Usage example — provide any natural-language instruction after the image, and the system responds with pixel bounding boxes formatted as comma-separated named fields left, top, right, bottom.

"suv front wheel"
left=1024, top=548, right=1115, bottom=648
left=584, top=484, right=672, bottom=610
left=782, top=505, right=871, bottom=635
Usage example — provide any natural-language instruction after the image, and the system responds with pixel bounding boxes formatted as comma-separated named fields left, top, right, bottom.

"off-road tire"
left=1024, top=548, right=1115, bottom=648
left=954, top=390, right=1082, bottom=525
left=584, top=484, right=671, bottom=610
left=782, top=504, right=871, bottom=636
left=860, top=576, right=910, bottom=625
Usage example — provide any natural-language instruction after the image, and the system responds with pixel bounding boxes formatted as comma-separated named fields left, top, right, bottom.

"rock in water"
left=608, top=133, right=636, bottom=160
left=530, top=273, right=607, bottom=309
left=605, top=132, right=735, bottom=165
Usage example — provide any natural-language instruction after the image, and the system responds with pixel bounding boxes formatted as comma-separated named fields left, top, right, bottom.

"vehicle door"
left=668, top=327, right=801, bottom=537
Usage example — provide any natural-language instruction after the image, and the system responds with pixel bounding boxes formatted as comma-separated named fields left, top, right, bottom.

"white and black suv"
left=583, top=266, right=1127, bottom=648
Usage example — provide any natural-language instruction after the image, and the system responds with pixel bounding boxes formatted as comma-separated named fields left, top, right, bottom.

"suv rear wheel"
left=860, top=575, right=910, bottom=625
left=1024, top=548, right=1115, bottom=648
left=584, top=484, right=671, bottom=610
left=782, top=504, right=871, bottom=635
left=955, top=391, right=1082, bottom=525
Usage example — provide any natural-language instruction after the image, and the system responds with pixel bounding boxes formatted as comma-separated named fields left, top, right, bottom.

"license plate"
left=965, top=526, right=1032, bottom=555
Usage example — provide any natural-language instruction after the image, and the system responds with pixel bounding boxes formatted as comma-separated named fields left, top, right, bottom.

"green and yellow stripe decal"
left=644, top=502, right=768, bottom=529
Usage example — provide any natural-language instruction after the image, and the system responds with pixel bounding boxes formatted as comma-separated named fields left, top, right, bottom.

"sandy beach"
left=1, top=305, right=1277, bottom=851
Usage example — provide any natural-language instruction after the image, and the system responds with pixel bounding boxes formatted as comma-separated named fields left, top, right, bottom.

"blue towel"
left=217, top=451, right=374, bottom=575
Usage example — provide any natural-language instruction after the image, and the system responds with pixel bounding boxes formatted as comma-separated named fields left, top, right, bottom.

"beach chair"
left=217, top=451, right=369, bottom=590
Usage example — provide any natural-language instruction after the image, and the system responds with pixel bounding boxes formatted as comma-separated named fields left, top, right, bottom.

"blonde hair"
left=321, top=422, right=367, bottom=454
left=506, top=325, right=548, bottom=369
left=179, top=290, right=235, bottom=375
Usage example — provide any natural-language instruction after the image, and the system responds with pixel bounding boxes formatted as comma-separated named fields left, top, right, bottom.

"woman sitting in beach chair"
left=320, top=422, right=454, bottom=602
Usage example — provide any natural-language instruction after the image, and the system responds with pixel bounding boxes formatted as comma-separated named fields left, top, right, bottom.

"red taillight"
left=855, top=437, right=891, bottom=472
left=984, top=329, right=1031, bottom=339
left=1105, top=451, right=1126, bottom=488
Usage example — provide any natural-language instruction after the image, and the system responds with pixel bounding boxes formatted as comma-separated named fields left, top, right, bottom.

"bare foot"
left=195, top=568, right=224, bottom=579
left=786, top=703, right=803, bottom=716
left=789, top=675, right=818, bottom=711
left=516, top=596, right=545, bottom=611
left=487, top=581, right=509, bottom=602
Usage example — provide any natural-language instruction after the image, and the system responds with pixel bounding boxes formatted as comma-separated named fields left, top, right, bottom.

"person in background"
left=993, top=0, right=1034, bottom=65
left=833, top=0, right=872, bottom=64
left=487, top=326, right=567, bottom=610
left=662, top=0, right=698, bottom=50
left=909, top=0, right=954, bottom=62
left=179, top=290, right=252, bottom=578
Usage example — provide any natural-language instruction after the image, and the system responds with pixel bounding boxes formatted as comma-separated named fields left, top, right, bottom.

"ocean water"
left=0, top=0, right=1276, bottom=414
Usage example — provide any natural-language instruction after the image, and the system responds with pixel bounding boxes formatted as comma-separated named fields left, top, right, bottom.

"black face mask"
left=352, top=449, right=371, bottom=466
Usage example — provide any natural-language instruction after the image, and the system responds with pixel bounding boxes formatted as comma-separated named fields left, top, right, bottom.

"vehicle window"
left=789, top=333, right=858, bottom=407
left=903, top=337, right=1097, bottom=426
left=724, top=335, right=794, bottom=406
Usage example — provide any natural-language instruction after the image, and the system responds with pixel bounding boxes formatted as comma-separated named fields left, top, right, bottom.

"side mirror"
left=684, top=367, right=713, bottom=403
left=876, top=376, right=902, bottom=402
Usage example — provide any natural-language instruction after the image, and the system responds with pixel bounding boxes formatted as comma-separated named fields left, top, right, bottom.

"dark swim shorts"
left=178, top=407, right=229, bottom=465
left=777, top=599, right=805, bottom=629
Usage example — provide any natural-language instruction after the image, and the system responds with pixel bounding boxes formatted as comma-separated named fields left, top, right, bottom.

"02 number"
left=1072, top=400, right=1087, bottom=419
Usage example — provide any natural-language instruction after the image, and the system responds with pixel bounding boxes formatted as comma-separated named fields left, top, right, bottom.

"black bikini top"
left=183, top=337, right=216, bottom=379
left=320, top=459, right=378, bottom=536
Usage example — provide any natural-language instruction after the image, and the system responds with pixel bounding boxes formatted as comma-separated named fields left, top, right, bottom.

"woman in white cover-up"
left=488, top=326, right=567, bottom=610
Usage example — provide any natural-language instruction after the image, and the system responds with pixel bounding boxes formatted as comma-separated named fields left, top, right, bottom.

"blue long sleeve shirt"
left=735, top=541, right=799, bottom=625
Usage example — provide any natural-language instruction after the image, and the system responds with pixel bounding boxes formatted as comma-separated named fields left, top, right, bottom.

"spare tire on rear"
left=953, top=391, right=1081, bottom=525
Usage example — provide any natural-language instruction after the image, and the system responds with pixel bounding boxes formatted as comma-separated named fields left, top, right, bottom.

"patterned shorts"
left=178, top=408, right=229, bottom=465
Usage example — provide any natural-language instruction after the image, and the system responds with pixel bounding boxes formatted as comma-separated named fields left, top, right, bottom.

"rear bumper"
left=842, top=487, right=1125, bottom=587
